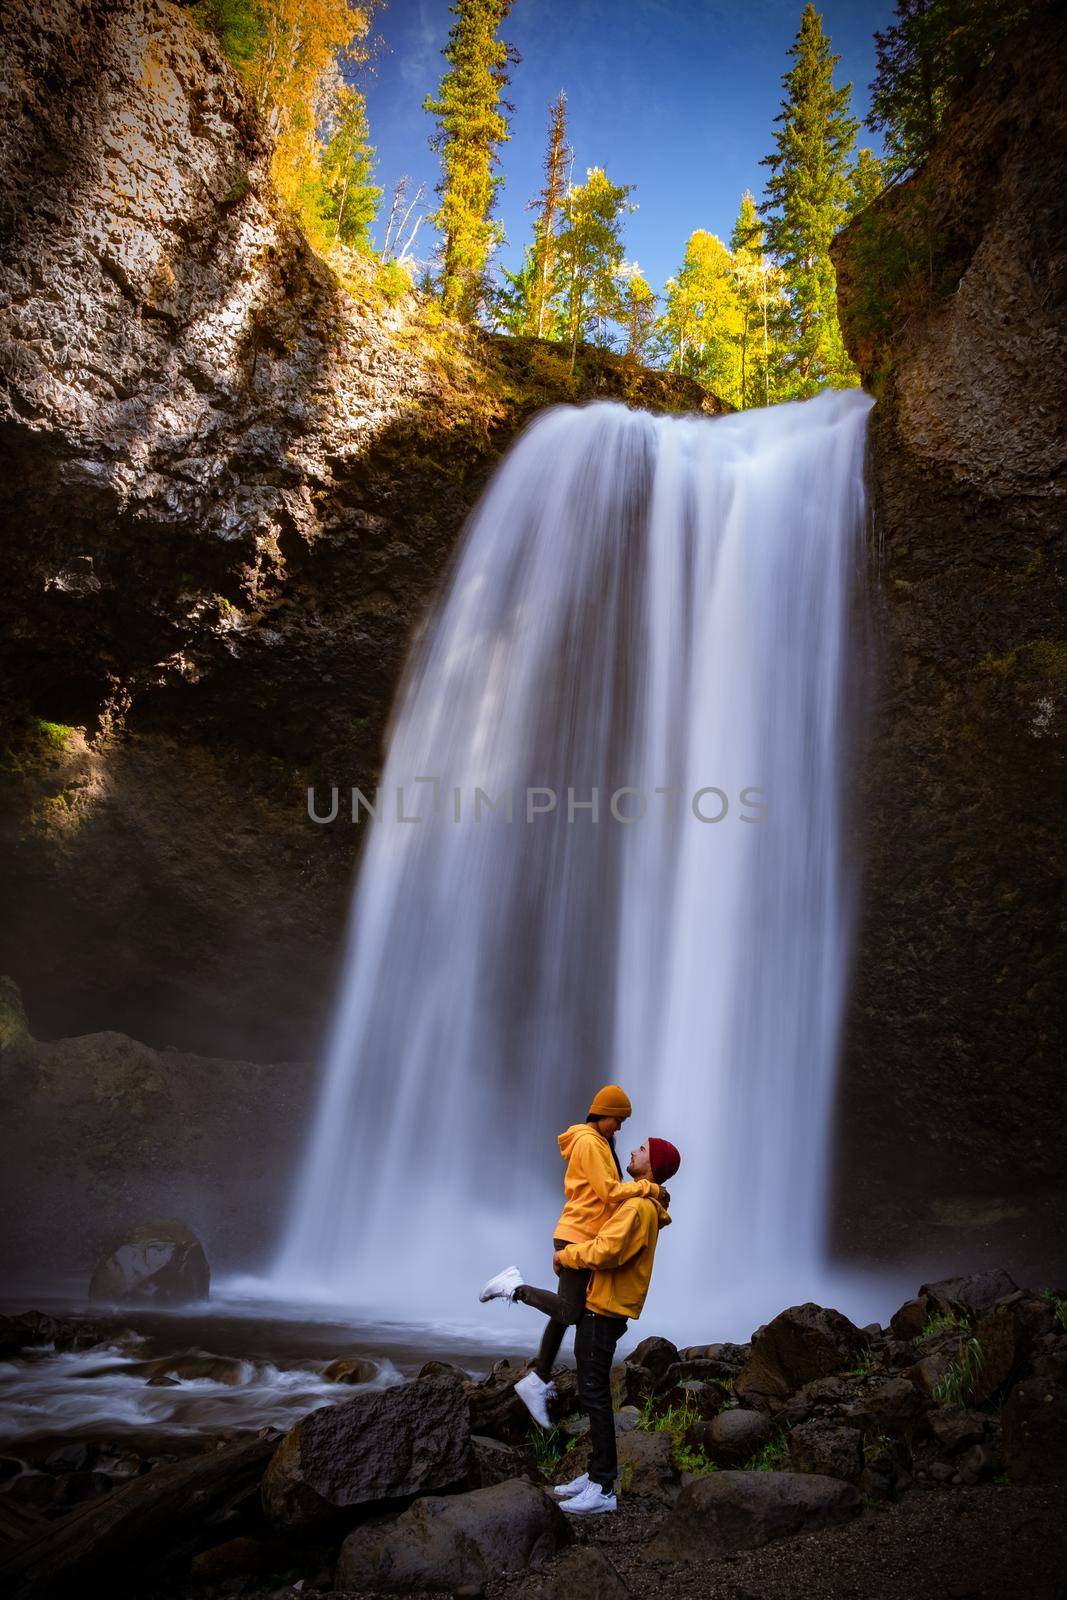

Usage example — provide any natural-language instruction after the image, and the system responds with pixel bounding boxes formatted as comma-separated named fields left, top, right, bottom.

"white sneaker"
left=478, top=1265, right=524, bottom=1304
left=561, top=1480, right=617, bottom=1515
left=552, top=1472, right=590, bottom=1499
left=513, top=1369, right=555, bottom=1428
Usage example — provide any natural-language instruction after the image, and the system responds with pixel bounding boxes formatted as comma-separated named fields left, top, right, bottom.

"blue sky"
left=361, top=0, right=894, bottom=296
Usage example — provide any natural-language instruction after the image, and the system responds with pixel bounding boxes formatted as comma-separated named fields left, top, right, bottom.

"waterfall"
left=275, top=388, right=874, bottom=1341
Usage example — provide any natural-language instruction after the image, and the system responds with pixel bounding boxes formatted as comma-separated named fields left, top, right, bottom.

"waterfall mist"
left=274, top=389, right=875, bottom=1342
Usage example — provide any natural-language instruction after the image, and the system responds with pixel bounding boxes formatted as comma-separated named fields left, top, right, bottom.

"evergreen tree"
left=527, top=91, right=572, bottom=339
left=868, top=0, right=1033, bottom=180
left=556, top=167, right=635, bottom=370
left=319, top=83, right=381, bottom=247
left=495, top=245, right=540, bottom=334
left=847, top=147, right=884, bottom=215
left=759, top=3, right=859, bottom=398
left=424, top=0, right=519, bottom=320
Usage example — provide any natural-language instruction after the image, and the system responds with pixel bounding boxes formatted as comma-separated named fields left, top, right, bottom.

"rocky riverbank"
left=1, top=1267, right=1064, bottom=1597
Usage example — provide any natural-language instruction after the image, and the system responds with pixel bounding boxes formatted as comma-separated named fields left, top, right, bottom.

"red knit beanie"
left=648, top=1137, right=680, bottom=1185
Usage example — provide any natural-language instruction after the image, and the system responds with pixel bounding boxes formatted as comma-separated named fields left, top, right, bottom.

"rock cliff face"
left=0, top=0, right=718, bottom=1061
left=831, top=8, right=1067, bottom=1266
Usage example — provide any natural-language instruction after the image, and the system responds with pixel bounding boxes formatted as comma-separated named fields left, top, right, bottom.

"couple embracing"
left=479, top=1084, right=680, bottom=1517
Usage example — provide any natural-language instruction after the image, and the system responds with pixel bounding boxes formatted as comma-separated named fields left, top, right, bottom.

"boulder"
left=927, top=1407, right=986, bottom=1454
left=843, top=1376, right=930, bottom=1433
left=335, top=1478, right=571, bottom=1593
left=532, top=1545, right=632, bottom=1599
left=1002, top=1377, right=1067, bottom=1484
left=627, top=1336, right=679, bottom=1387
left=787, top=1420, right=864, bottom=1483
left=969, top=1307, right=1020, bottom=1402
left=889, top=1298, right=928, bottom=1341
left=859, top=1440, right=913, bottom=1502
left=684, top=1408, right=776, bottom=1466
left=646, top=1470, right=861, bottom=1561
left=919, top=1269, right=1018, bottom=1322
left=736, top=1305, right=869, bottom=1411
left=88, top=1220, right=209, bottom=1306
left=322, top=1356, right=379, bottom=1385
left=470, top=1436, right=538, bottom=1488
left=262, top=1374, right=469, bottom=1530
left=464, top=1359, right=578, bottom=1443
left=616, top=1430, right=678, bottom=1502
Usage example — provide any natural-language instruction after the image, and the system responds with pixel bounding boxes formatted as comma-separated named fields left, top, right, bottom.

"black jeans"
left=574, top=1308, right=627, bottom=1491
left=514, top=1238, right=589, bottom=1382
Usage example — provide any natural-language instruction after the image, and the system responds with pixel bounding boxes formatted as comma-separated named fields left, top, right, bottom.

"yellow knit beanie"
left=588, top=1084, right=633, bottom=1120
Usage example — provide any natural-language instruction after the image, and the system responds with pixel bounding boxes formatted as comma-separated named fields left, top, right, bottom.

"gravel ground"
left=200, top=1481, right=1067, bottom=1600
left=501, top=1482, right=1067, bottom=1600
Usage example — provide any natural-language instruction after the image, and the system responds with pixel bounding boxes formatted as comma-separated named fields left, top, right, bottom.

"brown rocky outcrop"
left=831, top=4, right=1067, bottom=1273
left=0, top=0, right=721, bottom=1067
left=0, top=978, right=306, bottom=1276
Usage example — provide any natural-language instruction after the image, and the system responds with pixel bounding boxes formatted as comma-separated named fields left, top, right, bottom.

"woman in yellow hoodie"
left=478, top=1084, right=664, bottom=1426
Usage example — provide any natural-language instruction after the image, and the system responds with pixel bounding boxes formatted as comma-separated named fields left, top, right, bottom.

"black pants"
left=513, top=1238, right=589, bottom=1382
left=575, top=1308, right=627, bottom=1491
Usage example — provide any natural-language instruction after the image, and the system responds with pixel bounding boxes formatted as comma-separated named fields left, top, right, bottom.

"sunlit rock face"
left=0, top=0, right=718, bottom=1059
left=831, top=7, right=1067, bottom=1271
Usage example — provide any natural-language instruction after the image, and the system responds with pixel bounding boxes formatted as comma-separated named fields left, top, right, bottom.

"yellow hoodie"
left=553, top=1123, right=661, bottom=1245
left=557, top=1194, right=671, bottom=1320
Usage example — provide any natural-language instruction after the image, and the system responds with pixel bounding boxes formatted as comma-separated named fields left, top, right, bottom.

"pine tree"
left=868, top=0, right=1033, bottom=180
left=555, top=168, right=635, bottom=371
left=527, top=92, right=572, bottom=339
left=424, top=0, right=519, bottom=321
left=495, top=245, right=540, bottom=334
left=847, top=147, right=884, bottom=215
left=759, top=3, right=859, bottom=398
left=319, top=84, right=381, bottom=248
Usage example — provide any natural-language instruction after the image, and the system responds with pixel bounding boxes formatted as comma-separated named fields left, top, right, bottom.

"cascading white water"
left=275, top=387, right=874, bottom=1342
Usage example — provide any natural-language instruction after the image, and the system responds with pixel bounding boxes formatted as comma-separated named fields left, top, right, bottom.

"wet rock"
left=627, top=1336, right=678, bottom=1387
left=262, top=1374, right=470, bottom=1530
left=44, top=1442, right=95, bottom=1474
left=614, top=1406, right=640, bottom=1433
left=335, top=1479, right=571, bottom=1594
left=88, top=1220, right=209, bottom=1306
left=0, top=1311, right=106, bottom=1357
left=531, top=1544, right=632, bottom=1599
left=787, top=1421, right=864, bottom=1484
left=646, top=1470, right=862, bottom=1560
left=418, top=1359, right=469, bottom=1382
left=735, top=1304, right=869, bottom=1411
left=1002, top=1376, right=1067, bottom=1484
left=684, top=1408, right=776, bottom=1466
left=139, top=1351, right=246, bottom=1385
left=322, top=1356, right=379, bottom=1385
left=0, top=1434, right=276, bottom=1593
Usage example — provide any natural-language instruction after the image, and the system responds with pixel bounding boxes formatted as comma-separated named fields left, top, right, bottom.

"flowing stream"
left=275, top=388, right=875, bottom=1341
